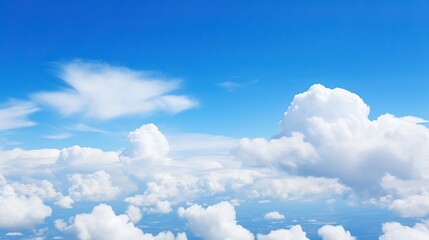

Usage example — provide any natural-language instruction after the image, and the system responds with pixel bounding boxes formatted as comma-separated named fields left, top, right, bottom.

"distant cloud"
left=264, top=211, right=285, bottom=220
left=217, top=81, right=244, bottom=92
left=44, top=133, right=72, bottom=140
left=33, top=60, right=197, bottom=120
left=318, top=225, right=356, bottom=240
left=69, top=123, right=107, bottom=134
left=0, top=101, right=38, bottom=130
left=379, top=222, right=429, bottom=240
left=217, top=79, right=259, bottom=93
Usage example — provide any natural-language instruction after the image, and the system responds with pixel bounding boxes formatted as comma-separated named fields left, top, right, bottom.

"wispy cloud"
left=69, top=123, right=108, bottom=134
left=33, top=60, right=198, bottom=120
left=217, top=79, right=259, bottom=93
left=0, top=100, right=38, bottom=130
left=44, top=133, right=72, bottom=140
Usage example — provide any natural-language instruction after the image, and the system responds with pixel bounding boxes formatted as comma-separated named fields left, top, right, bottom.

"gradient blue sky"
left=1, top=1, right=429, bottom=239
left=1, top=0, right=428, bottom=149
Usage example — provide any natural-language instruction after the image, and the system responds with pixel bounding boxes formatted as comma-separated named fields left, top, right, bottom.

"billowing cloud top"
left=33, top=61, right=197, bottom=120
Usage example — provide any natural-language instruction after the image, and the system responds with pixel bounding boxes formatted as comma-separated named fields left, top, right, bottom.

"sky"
left=0, top=1, right=429, bottom=239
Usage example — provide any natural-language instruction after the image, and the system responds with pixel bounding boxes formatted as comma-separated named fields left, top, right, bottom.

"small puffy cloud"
left=318, top=225, right=356, bottom=240
left=68, top=170, right=120, bottom=202
left=379, top=222, right=429, bottom=240
left=264, top=211, right=285, bottom=220
left=33, top=60, right=197, bottom=120
left=126, top=205, right=142, bottom=223
left=0, top=101, right=38, bottom=131
left=56, top=204, right=186, bottom=240
left=121, top=123, right=170, bottom=165
left=257, top=226, right=309, bottom=240
left=178, top=201, right=254, bottom=240
left=0, top=184, right=51, bottom=229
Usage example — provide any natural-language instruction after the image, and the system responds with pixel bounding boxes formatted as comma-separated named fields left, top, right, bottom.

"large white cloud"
left=257, top=226, right=309, bottom=240
left=318, top=225, right=356, bottom=240
left=33, top=60, right=197, bottom=120
left=56, top=204, right=186, bottom=240
left=235, top=84, right=429, bottom=200
left=0, top=101, right=38, bottom=131
left=379, top=222, right=429, bottom=240
left=178, top=201, right=254, bottom=240
left=0, top=180, right=52, bottom=229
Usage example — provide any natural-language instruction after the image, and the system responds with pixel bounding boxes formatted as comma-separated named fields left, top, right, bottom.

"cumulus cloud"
left=56, top=204, right=186, bottom=240
left=0, top=148, right=59, bottom=177
left=33, top=60, right=197, bottom=120
left=200, top=169, right=263, bottom=194
left=67, top=170, right=120, bottom=202
left=379, top=222, right=429, bottom=240
left=235, top=133, right=318, bottom=170
left=0, top=101, right=38, bottom=131
left=318, top=225, right=356, bottom=240
left=125, top=174, right=198, bottom=213
left=57, top=145, right=120, bottom=169
left=264, top=211, right=285, bottom=220
left=121, top=123, right=170, bottom=166
left=126, top=205, right=142, bottom=223
left=0, top=182, right=51, bottom=229
left=178, top=201, right=254, bottom=240
left=257, top=226, right=309, bottom=240
left=235, top=84, right=429, bottom=201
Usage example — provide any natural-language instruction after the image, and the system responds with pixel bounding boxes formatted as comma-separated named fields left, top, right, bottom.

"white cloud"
left=0, top=148, right=60, bottom=177
left=44, top=133, right=72, bottom=140
left=33, top=60, right=197, bottom=120
left=58, top=145, right=120, bottom=169
left=379, top=222, right=429, bottom=240
left=235, top=133, right=318, bottom=170
left=67, top=170, right=121, bottom=202
left=251, top=176, right=349, bottom=201
left=0, top=101, right=38, bottom=131
left=200, top=169, right=263, bottom=194
left=379, top=174, right=429, bottom=217
left=125, top=174, right=198, bottom=214
left=121, top=123, right=170, bottom=165
left=56, top=204, right=186, bottom=240
left=257, top=226, right=309, bottom=240
left=318, top=225, right=356, bottom=240
left=5, top=232, right=23, bottom=236
left=235, top=84, right=429, bottom=201
left=0, top=184, right=51, bottom=229
left=264, top=211, right=285, bottom=220
left=178, top=201, right=254, bottom=240
left=126, top=205, right=142, bottom=223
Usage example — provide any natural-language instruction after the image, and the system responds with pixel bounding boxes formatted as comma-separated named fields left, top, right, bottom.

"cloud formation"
left=318, top=225, right=356, bottom=240
left=33, top=60, right=197, bottom=120
left=0, top=101, right=38, bottom=131
left=56, top=204, right=187, bottom=240
left=264, top=211, right=285, bottom=220
left=178, top=201, right=254, bottom=240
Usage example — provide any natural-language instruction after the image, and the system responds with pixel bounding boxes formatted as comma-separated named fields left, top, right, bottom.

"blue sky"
left=0, top=1, right=429, bottom=239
